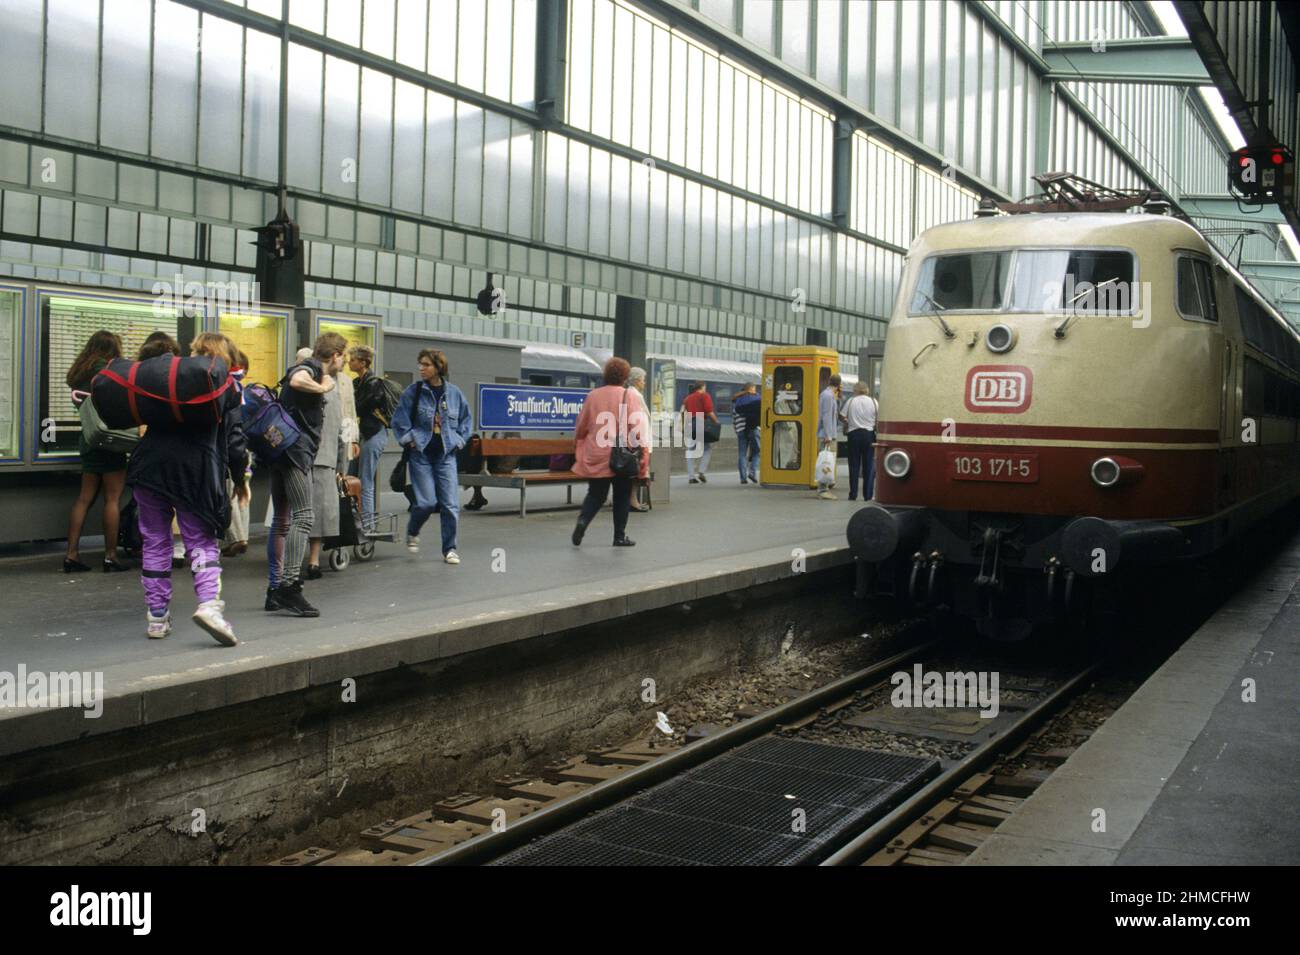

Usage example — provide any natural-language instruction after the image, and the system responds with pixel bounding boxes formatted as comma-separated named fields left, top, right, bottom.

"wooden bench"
left=460, top=437, right=652, bottom=517
left=460, top=438, right=585, bottom=518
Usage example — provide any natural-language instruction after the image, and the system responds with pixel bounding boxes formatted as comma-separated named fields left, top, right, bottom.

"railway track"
left=272, top=641, right=1107, bottom=867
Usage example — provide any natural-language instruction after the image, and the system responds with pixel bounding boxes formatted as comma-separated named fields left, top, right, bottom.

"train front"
left=848, top=213, right=1215, bottom=639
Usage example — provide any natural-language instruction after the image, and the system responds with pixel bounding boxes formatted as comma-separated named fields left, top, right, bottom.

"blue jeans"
left=359, top=430, right=388, bottom=531
left=847, top=428, right=876, bottom=500
left=406, top=442, right=460, bottom=554
left=737, top=429, right=760, bottom=481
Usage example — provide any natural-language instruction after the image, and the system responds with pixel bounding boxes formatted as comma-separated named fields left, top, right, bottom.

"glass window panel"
left=290, top=0, right=326, bottom=33
left=0, top=0, right=43, bottom=130
left=457, top=0, right=487, bottom=92
left=589, top=0, right=613, bottom=138
left=395, top=0, right=427, bottom=69
left=362, top=0, right=396, bottom=58
left=782, top=0, right=810, bottom=73
left=485, top=0, right=514, bottom=102
left=700, top=54, right=718, bottom=180
left=611, top=4, right=634, bottom=144
left=322, top=56, right=360, bottom=198
left=980, top=30, right=995, bottom=181
left=899, top=0, right=921, bottom=137
left=745, top=77, right=762, bottom=193
left=358, top=69, right=393, bottom=206
left=151, top=2, right=200, bottom=163
left=423, top=91, right=455, bottom=219
left=685, top=44, right=703, bottom=173
left=243, top=29, right=281, bottom=181
left=99, top=0, right=152, bottom=149
left=874, top=0, right=896, bottom=123
left=668, top=36, right=687, bottom=166
left=327, top=0, right=362, bottom=46
left=565, top=139, right=589, bottom=251
left=650, top=28, right=670, bottom=159
left=698, top=0, right=733, bottom=29
left=772, top=95, right=788, bottom=207
left=567, top=0, right=592, bottom=130
left=286, top=45, right=324, bottom=189
left=587, top=147, right=610, bottom=255
left=716, top=62, right=733, bottom=190
left=815, top=0, right=841, bottom=91
left=665, top=176, right=683, bottom=271
left=743, top=0, right=774, bottom=53
left=44, top=0, right=100, bottom=141
left=481, top=109, right=511, bottom=232
left=962, top=11, right=980, bottom=170
left=390, top=79, right=425, bottom=212
left=507, top=122, right=533, bottom=237
left=454, top=103, right=484, bottom=226
left=198, top=15, right=245, bottom=174
left=542, top=132, right=566, bottom=246
left=428, top=0, right=457, bottom=81
left=630, top=16, right=652, bottom=153
left=647, top=169, right=667, bottom=269
left=513, top=0, right=537, bottom=106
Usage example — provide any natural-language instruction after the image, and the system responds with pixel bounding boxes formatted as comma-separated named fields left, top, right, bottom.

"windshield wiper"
left=1054, top=277, right=1122, bottom=338
left=916, top=291, right=956, bottom=339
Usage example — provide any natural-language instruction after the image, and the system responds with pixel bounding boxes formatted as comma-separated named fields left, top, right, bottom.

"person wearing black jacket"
left=348, top=344, right=388, bottom=532
left=127, top=332, right=247, bottom=646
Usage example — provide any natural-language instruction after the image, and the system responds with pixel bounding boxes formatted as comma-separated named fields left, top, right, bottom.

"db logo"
left=965, top=365, right=1033, bottom=413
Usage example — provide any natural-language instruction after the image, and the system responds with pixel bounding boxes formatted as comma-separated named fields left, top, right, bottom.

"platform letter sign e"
left=964, top=366, right=1033, bottom=414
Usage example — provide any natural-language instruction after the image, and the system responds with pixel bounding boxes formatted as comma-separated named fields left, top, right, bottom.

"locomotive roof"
left=913, top=212, right=1206, bottom=253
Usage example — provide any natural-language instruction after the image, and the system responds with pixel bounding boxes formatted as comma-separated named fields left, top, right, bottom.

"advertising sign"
left=477, top=383, right=587, bottom=431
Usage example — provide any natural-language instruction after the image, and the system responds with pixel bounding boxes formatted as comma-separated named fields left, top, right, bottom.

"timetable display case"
left=0, top=286, right=25, bottom=463
left=216, top=308, right=293, bottom=388
left=36, top=289, right=197, bottom=461
left=299, top=310, right=381, bottom=381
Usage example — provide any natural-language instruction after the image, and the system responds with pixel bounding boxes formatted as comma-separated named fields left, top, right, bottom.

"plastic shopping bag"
left=815, top=447, right=836, bottom=485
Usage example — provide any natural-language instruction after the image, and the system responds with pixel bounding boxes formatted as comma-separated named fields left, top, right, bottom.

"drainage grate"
left=493, top=738, right=938, bottom=866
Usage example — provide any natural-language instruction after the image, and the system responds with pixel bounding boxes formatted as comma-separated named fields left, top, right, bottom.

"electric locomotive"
left=848, top=185, right=1300, bottom=639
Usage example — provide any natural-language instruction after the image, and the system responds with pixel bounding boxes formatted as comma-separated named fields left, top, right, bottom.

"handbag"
left=389, top=447, right=409, bottom=492
left=78, top=393, right=139, bottom=453
left=703, top=417, right=722, bottom=443
left=609, top=387, right=642, bottom=478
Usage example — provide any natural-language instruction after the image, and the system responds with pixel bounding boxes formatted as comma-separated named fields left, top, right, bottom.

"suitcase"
left=92, top=355, right=233, bottom=429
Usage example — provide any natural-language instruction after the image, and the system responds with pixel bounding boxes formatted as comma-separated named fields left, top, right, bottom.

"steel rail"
left=419, top=638, right=936, bottom=866
left=819, top=661, right=1104, bottom=866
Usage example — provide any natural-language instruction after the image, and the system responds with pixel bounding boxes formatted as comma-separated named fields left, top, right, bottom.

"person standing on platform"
left=843, top=381, right=879, bottom=502
left=222, top=347, right=253, bottom=557
left=571, top=357, right=649, bottom=547
left=816, top=374, right=842, bottom=500
left=64, top=330, right=132, bottom=574
left=628, top=366, right=652, bottom=512
left=682, top=381, right=718, bottom=484
left=305, top=359, right=348, bottom=580
left=135, top=332, right=189, bottom=567
left=350, top=345, right=388, bottom=532
left=127, top=332, right=246, bottom=646
left=733, top=382, right=761, bottom=484
left=266, top=334, right=344, bottom=616
left=391, top=348, right=472, bottom=565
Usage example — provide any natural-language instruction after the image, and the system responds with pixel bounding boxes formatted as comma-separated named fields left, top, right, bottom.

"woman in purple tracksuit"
left=127, top=332, right=247, bottom=646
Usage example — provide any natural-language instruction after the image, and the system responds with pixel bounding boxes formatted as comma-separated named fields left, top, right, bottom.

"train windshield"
left=909, top=248, right=1137, bottom=315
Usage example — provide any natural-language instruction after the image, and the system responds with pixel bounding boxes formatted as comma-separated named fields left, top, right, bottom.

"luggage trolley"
left=324, top=474, right=397, bottom=571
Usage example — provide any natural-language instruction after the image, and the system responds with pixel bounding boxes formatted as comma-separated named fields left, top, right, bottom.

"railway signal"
left=1228, top=144, right=1294, bottom=204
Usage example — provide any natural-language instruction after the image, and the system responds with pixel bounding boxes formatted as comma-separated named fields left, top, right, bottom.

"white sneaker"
left=146, top=609, right=171, bottom=639
left=193, top=599, right=238, bottom=647
left=443, top=551, right=460, bottom=565
left=818, top=490, right=837, bottom=500
left=407, top=535, right=420, bottom=554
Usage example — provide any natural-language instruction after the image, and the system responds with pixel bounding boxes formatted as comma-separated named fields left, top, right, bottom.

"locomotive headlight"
left=986, top=324, right=1017, bottom=353
left=883, top=449, right=912, bottom=479
left=1090, top=457, right=1121, bottom=487
left=1091, top=456, right=1143, bottom=488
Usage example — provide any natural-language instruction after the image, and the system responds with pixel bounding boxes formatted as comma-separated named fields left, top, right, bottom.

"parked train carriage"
left=847, top=211, right=1300, bottom=639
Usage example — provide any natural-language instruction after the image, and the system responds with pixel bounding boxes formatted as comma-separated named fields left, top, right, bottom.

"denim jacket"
left=391, top=379, right=473, bottom=455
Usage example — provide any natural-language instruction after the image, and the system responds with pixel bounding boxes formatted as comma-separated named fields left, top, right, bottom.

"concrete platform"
left=0, top=467, right=860, bottom=760
left=967, top=532, right=1300, bottom=866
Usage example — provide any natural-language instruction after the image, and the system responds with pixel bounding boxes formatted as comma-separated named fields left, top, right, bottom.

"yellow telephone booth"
left=760, top=346, right=840, bottom=488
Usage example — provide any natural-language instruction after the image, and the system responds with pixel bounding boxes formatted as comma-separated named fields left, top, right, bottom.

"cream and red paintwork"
left=874, top=213, right=1300, bottom=550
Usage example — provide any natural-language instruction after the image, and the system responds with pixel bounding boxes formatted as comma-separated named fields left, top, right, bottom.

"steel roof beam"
left=1042, top=37, right=1210, bottom=85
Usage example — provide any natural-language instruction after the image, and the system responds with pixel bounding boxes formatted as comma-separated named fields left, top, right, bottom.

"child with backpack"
left=125, top=332, right=247, bottom=646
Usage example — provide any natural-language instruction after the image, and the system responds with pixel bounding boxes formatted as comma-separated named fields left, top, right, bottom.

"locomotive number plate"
left=947, top=452, right=1038, bottom=483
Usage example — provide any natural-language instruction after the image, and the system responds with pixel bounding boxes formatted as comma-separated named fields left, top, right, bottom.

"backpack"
left=371, top=376, right=404, bottom=427
left=242, top=381, right=302, bottom=463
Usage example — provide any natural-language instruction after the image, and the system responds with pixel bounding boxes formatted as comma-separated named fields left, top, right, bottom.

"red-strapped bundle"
left=92, top=355, right=233, bottom=429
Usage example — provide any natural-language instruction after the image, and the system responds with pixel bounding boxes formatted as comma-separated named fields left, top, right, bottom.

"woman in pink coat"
left=571, top=357, right=651, bottom=548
